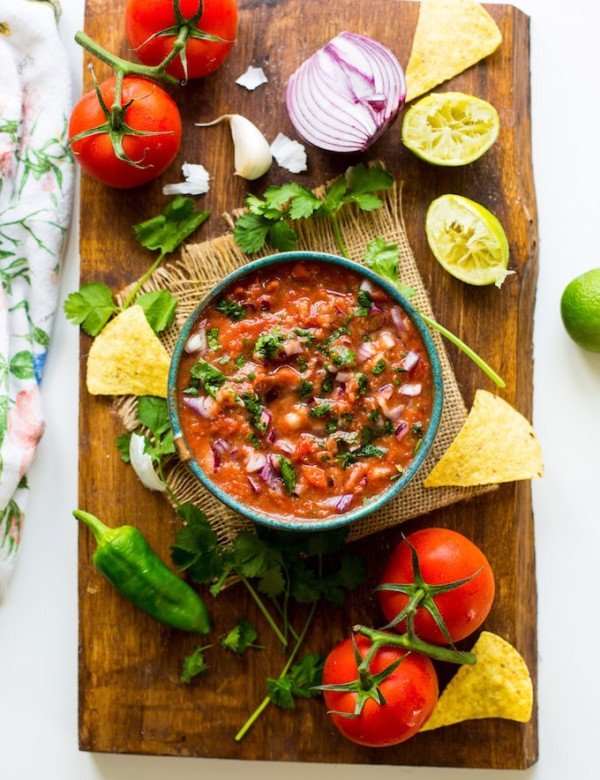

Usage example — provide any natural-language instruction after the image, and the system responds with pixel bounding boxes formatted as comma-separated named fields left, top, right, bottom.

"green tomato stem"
left=74, top=31, right=180, bottom=86
left=354, top=625, right=477, bottom=666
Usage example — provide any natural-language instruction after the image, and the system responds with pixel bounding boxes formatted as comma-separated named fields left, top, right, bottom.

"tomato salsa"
left=174, top=260, right=435, bottom=521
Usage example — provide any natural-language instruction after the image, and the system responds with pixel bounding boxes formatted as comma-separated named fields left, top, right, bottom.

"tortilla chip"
left=405, top=0, right=502, bottom=102
left=423, top=390, right=543, bottom=487
left=86, top=305, right=170, bottom=397
left=421, top=631, right=533, bottom=730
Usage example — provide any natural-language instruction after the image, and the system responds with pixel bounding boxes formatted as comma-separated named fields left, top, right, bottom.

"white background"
left=1, top=0, right=599, bottom=778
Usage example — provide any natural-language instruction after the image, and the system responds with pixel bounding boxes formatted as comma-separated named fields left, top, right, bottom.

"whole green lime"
left=560, top=269, right=600, bottom=352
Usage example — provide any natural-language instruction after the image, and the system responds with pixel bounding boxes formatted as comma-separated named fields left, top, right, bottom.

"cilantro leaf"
left=288, top=191, right=322, bottom=220
left=363, top=237, right=416, bottom=298
left=242, top=392, right=268, bottom=433
left=267, top=653, right=325, bottom=708
left=347, top=163, right=393, bottom=194
left=63, top=282, right=117, bottom=336
left=221, top=619, right=258, bottom=654
left=181, top=645, right=211, bottom=683
left=267, top=219, right=298, bottom=251
left=170, top=503, right=225, bottom=583
left=254, top=328, right=285, bottom=361
left=116, top=432, right=132, bottom=463
left=134, top=196, right=210, bottom=257
left=137, top=396, right=171, bottom=440
left=263, top=182, right=308, bottom=209
left=190, top=359, right=227, bottom=397
left=349, top=192, right=383, bottom=211
left=216, top=297, right=246, bottom=321
left=277, top=456, right=296, bottom=495
left=135, top=289, right=177, bottom=333
left=233, top=212, right=272, bottom=254
left=233, top=531, right=284, bottom=582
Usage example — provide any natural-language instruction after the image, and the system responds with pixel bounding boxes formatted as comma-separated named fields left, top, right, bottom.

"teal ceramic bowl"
left=168, top=251, right=443, bottom=532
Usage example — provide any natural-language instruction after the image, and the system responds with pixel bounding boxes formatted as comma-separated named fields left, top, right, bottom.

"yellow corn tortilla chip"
left=421, top=631, right=533, bottom=730
left=405, top=0, right=502, bottom=102
left=423, top=389, right=543, bottom=487
left=86, top=305, right=170, bottom=398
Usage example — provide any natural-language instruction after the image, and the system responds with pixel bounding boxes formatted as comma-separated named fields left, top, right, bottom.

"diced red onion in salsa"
left=175, top=261, right=434, bottom=521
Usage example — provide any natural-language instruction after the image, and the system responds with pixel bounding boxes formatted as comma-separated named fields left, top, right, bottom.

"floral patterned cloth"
left=0, top=0, right=74, bottom=598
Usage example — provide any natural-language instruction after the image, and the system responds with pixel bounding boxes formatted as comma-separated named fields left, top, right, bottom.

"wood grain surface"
left=77, top=0, right=538, bottom=768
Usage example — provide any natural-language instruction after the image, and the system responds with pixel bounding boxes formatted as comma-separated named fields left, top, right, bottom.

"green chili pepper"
left=74, top=510, right=211, bottom=635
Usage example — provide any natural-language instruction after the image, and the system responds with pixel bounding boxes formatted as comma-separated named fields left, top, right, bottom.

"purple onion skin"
left=285, top=31, right=406, bottom=153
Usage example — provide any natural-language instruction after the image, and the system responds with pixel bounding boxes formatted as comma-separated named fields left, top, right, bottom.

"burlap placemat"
left=116, top=181, right=493, bottom=544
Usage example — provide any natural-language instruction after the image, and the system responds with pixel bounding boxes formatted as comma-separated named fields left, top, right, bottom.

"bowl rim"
left=168, top=250, right=444, bottom=532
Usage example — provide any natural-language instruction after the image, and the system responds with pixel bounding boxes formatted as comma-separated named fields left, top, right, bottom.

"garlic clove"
left=196, top=114, right=272, bottom=180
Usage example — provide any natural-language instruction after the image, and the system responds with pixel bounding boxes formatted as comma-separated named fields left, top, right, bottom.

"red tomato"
left=378, top=528, right=495, bottom=645
left=68, top=76, right=182, bottom=189
left=125, top=0, right=238, bottom=80
left=322, top=634, right=438, bottom=747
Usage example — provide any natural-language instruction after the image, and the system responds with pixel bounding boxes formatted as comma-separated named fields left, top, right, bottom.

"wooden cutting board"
left=77, top=0, right=538, bottom=768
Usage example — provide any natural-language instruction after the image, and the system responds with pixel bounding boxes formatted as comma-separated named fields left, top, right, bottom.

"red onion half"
left=285, top=31, right=406, bottom=153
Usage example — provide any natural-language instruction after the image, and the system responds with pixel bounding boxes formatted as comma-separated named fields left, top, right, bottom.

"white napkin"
left=0, top=0, right=74, bottom=598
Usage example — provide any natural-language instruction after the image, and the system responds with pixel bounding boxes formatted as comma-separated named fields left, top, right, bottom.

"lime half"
left=402, top=92, right=500, bottom=166
left=560, top=269, right=600, bottom=352
left=425, top=194, right=511, bottom=287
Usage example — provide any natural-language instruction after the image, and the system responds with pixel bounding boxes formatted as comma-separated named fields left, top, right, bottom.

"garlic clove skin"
left=196, top=114, right=272, bottom=181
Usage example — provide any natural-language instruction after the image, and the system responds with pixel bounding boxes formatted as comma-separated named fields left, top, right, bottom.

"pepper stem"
left=73, top=509, right=109, bottom=544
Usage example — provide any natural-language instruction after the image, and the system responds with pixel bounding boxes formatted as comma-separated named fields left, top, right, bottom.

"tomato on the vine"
left=68, top=76, right=182, bottom=189
left=321, top=633, right=438, bottom=747
left=125, top=0, right=238, bottom=80
left=378, top=528, right=495, bottom=645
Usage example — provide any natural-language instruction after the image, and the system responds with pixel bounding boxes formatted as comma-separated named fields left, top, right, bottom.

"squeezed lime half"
left=402, top=92, right=500, bottom=166
left=425, top=194, right=511, bottom=287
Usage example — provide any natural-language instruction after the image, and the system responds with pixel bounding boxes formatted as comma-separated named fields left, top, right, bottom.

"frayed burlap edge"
left=115, top=181, right=494, bottom=545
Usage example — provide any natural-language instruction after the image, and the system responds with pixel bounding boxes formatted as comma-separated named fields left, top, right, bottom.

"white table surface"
left=1, top=0, right=599, bottom=777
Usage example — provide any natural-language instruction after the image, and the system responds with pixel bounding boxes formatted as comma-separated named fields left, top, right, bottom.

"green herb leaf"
left=135, top=289, right=177, bottom=333
left=372, top=357, right=387, bottom=375
left=242, top=392, right=268, bottom=433
left=134, top=196, right=210, bottom=257
left=190, top=359, right=227, bottom=398
left=221, top=619, right=259, bottom=654
left=330, top=345, right=356, bottom=368
left=267, top=219, right=298, bottom=251
left=181, top=645, right=211, bottom=683
left=278, top=456, right=296, bottom=495
left=216, top=297, right=246, bottom=321
left=347, top=163, right=393, bottom=195
left=363, top=237, right=416, bottom=298
left=254, top=328, right=285, bottom=361
left=137, top=396, right=171, bottom=441
left=170, top=504, right=225, bottom=583
left=63, top=282, right=117, bottom=336
left=116, top=432, right=132, bottom=463
left=267, top=653, right=325, bottom=708
left=309, top=402, right=333, bottom=418
left=233, top=212, right=273, bottom=254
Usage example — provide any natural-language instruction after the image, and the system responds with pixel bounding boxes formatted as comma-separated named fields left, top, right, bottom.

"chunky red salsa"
left=175, top=260, right=434, bottom=521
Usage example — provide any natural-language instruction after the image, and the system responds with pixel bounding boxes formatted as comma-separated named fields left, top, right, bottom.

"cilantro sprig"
left=64, top=197, right=209, bottom=336
left=116, top=396, right=176, bottom=495
left=363, top=237, right=505, bottom=388
left=233, top=164, right=392, bottom=259
left=170, top=504, right=365, bottom=738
